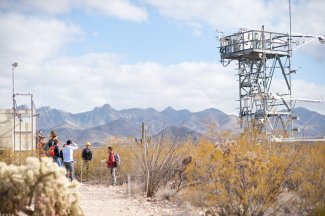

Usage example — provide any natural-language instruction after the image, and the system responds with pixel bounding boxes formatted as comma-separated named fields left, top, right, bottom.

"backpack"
left=114, top=153, right=120, bottom=167
left=44, top=140, right=55, bottom=157
left=47, top=145, right=55, bottom=157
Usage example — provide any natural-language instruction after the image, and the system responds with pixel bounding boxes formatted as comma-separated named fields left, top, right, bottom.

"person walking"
left=62, top=140, right=78, bottom=181
left=106, top=146, right=116, bottom=185
left=81, top=142, right=93, bottom=181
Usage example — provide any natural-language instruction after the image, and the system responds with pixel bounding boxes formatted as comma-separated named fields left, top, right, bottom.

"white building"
left=0, top=109, right=37, bottom=151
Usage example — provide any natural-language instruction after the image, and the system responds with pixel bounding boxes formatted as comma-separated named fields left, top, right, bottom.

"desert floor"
left=79, top=184, right=202, bottom=216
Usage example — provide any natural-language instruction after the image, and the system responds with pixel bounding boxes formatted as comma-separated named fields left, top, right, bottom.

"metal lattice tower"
left=219, top=26, right=295, bottom=138
left=219, top=26, right=325, bottom=139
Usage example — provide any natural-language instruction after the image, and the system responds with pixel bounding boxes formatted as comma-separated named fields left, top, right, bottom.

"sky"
left=0, top=0, right=324, bottom=115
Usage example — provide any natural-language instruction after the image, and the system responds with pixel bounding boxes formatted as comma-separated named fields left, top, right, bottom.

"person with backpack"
left=81, top=142, right=93, bottom=181
left=43, top=130, right=57, bottom=157
left=106, top=146, right=120, bottom=185
left=62, top=140, right=78, bottom=181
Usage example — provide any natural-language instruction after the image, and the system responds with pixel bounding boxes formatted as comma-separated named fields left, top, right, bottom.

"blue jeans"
left=110, top=167, right=116, bottom=185
left=53, top=157, right=63, bottom=167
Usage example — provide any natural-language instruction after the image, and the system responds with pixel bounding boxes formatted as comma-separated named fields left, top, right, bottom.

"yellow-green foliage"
left=181, top=137, right=313, bottom=215
left=0, top=157, right=83, bottom=215
left=297, top=143, right=325, bottom=215
left=0, top=149, right=38, bottom=165
left=0, top=149, right=14, bottom=164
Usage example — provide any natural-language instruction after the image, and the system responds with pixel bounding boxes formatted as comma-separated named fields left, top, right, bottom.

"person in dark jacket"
left=53, top=139, right=63, bottom=167
left=82, top=142, right=93, bottom=181
left=60, top=144, right=66, bottom=161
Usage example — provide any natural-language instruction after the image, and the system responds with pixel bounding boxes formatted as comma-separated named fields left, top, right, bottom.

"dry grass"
left=179, top=136, right=325, bottom=215
left=1, top=134, right=324, bottom=215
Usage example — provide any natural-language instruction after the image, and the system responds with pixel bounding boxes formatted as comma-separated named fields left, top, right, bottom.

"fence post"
left=80, top=160, right=83, bottom=183
left=128, top=174, right=131, bottom=197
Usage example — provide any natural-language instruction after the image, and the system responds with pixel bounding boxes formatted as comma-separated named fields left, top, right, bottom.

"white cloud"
left=1, top=51, right=325, bottom=115
left=144, top=0, right=325, bottom=60
left=0, top=53, right=238, bottom=114
left=187, top=22, right=203, bottom=37
left=292, top=80, right=325, bottom=101
left=292, top=80, right=325, bottom=114
left=83, top=0, right=148, bottom=22
left=0, top=12, right=82, bottom=101
left=0, top=0, right=324, bottom=117
left=0, top=0, right=148, bottom=22
left=143, top=0, right=274, bottom=31
left=0, top=13, right=82, bottom=63
left=0, top=0, right=73, bottom=15
left=144, top=0, right=325, bottom=32
left=263, top=78, right=325, bottom=114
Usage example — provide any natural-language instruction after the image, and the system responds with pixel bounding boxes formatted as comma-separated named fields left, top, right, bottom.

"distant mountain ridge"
left=292, top=107, right=325, bottom=138
left=37, top=104, right=238, bottom=146
left=36, top=105, right=325, bottom=146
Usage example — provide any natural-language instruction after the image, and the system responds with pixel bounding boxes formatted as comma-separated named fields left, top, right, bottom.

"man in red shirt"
left=107, top=146, right=116, bottom=185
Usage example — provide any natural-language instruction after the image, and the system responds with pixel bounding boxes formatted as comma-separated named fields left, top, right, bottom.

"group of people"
left=38, top=130, right=118, bottom=185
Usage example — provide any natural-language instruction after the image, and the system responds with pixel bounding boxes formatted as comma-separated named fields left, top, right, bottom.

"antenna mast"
left=218, top=1, right=325, bottom=140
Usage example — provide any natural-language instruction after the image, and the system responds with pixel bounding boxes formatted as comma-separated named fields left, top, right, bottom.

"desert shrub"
left=182, top=137, right=304, bottom=216
left=0, top=149, right=38, bottom=165
left=0, top=148, right=14, bottom=164
left=132, top=131, right=191, bottom=197
left=296, top=143, right=325, bottom=215
left=0, top=157, right=83, bottom=215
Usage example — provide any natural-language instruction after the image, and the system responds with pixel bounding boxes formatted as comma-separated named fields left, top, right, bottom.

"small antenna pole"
left=289, top=0, right=292, bottom=39
left=289, top=0, right=294, bottom=137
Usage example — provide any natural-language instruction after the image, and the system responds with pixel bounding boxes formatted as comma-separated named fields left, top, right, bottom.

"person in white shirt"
left=62, top=139, right=78, bottom=181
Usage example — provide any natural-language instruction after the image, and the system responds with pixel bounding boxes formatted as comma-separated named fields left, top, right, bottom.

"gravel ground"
left=79, top=184, right=199, bottom=216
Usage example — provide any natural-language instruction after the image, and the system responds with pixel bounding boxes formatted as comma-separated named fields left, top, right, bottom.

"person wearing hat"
left=38, top=132, right=46, bottom=157
left=82, top=141, right=93, bottom=181
left=62, top=139, right=78, bottom=181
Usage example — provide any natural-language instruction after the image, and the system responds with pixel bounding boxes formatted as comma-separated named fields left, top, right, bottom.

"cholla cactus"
left=0, top=157, right=83, bottom=215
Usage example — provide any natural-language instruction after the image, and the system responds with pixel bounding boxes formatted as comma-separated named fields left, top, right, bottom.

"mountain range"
left=36, top=104, right=325, bottom=146
left=37, top=104, right=238, bottom=146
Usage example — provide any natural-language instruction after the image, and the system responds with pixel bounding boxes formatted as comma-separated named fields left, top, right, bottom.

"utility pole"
left=12, top=62, right=18, bottom=163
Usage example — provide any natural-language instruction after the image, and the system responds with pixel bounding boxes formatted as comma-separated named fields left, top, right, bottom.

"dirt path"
left=79, top=184, right=199, bottom=216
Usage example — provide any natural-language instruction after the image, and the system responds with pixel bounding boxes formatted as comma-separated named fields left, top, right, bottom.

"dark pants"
left=64, top=161, right=75, bottom=181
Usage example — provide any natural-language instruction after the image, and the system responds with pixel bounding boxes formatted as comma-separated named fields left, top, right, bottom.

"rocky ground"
left=79, top=184, right=204, bottom=216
